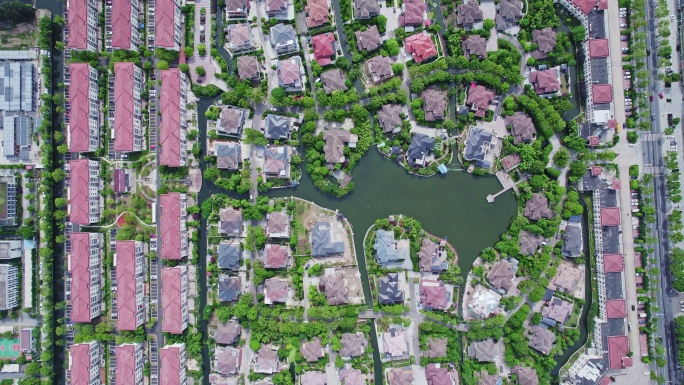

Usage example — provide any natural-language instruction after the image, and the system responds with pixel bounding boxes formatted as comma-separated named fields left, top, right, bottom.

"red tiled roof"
left=529, top=70, right=560, bottom=94
left=399, top=0, right=427, bottom=26
left=312, top=33, right=336, bottom=66
left=265, top=244, right=289, bottom=269
left=607, top=336, right=629, bottom=369
left=67, top=0, right=89, bottom=49
left=160, top=345, right=184, bottom=385
left=305, top=0, right=330, bottom=27
left=588, top=39, right=609, bottom=58
left=419, top=280, right=448, bottom=310
left=599, top=377, right=611, bottom=385
left=162, top=268, right=186, bottom=334
left=612, top=180, right=621, bottom=190
left=606, top=299, right=627, bottom=318
left=160, top=69, right=183, bottom=167
left=598, top=0, right=608, bottom=8
left=114, top=168, right=126, bottom=193
left=70, top=343, right=94, bottom=385
left=570, top=0, right=597, bottom=14
left=607, top=119, right=618, bottom=129
left=116, top=344, right=140, bottom=385
left=111, top=0, right=133, bottom=49
left=160, top=193, right=183, bottom=260
left=116, top=241, right=141, bottom=331
left=114, top=62, right=137, bottom=152
left=589, top=136, right=600, bottom=147
left=278, top=59, right=301, bottom=85
left=156, top=0, right=178, bottom=49
left=592, top=84, right=613, bottom=104
left=591, top=165, right=602, bottom=176
left=69, top=63, right=94, bottom=152
left=69, top=159, right=91, bottom=225
left=603, top=254, right=624, bottom=272
left=405, top=32, right=438, bottom=63
left=600, top=207, right=621, bottom=227
left=70, top=233, right=94, bottom=323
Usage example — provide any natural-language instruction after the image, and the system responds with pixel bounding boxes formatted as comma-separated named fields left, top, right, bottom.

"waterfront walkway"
left=487, top=171, right=524, bottom=202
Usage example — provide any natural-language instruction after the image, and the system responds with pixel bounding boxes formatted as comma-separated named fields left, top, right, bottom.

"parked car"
left=659, top=92, right=664, bottom=99
left=672, top=15, right=676, bottom=22
left=650, top=95, right=654, bottom=101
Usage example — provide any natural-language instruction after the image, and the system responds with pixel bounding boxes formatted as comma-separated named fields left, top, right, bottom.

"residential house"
left=468, top=339, right=500, bottom=362
left=264, top=278, right=289, bottom=304
left=264, top=114, right=292, bottom=140
left=264, top=146, right=291, bottom=180
left=374, top=229, right=410, bottom=265
left=562, top=223, right=583, bottom=257
left=377, top=104, right=404, bottom=134
left=425, top=364, right=455, bottom=385
left=66, top=0, right=99, bottom=51
left=254, top=345, right=281, bottom=374
left=462, top=35, right=487, bottom=59
left=407, top=133, right=435, bottom=168
left=319, top=271, right=348, bottom=305
left=355, top=26, right=382, bottom=52
left=323, top=129, right=358, bottom=164
left=225, top=0, right=250, bottom=18
left=267, top=211, right=290, bottom=238
left=541, top=297, right=573, bottom=325
left=321, top=69, right=348, bottom=94
left=365, top=56, right=394, bottom=83
left=524, top=193, right=553, bottom=221
left=161, top=266, right=189, bottom=334
left=218, top=274, right=241, bottom=302
left=67, top=63, right=99, bottom=153
left=301, top=372, right=328, bottom=385
left=487, top=259, right=517, bottom=293
left=518, top=231, right=543, bottom=255
left=264, top=244, right=290, bottom=269
left=500, top=153, right=522, bottom=173
left=215, top=346, right=241, bottom=375
left=270, top=24, right=299, bottom=55
left=69, top=342, right=101, bottom=385
left=529, top=69, right=560, bottom=96
left=512, top=367, right=539, bottom=385
left=115, top=241, right=145, bottom=331
left=476, top=371, right=500, bottom=385
left=277, top=57, right=305, bottom=92
left=215, top=142, right=242, bottom=171
left=305, top=0, right=330, bottom=28
left=160, top=344, right=187, bottom=385
left=155, top=0, right=182, bottom=50
left=527, top=325, right=556, bottom=355
left=113, top=62, right=144, bottom=153
left=399, top=0, right=426, bottom=26
left=339, top=333, right=368, bottom=358
left=463, top=126, right=498, bottom=168
left=354, top=0, right=380, bottom=18
left=219, top=207, right=243, bottom=237
left=496, top=0, right=523, bottom=30
left=237, top=55, right=261, bottom=81
left=218, top=242, right=242, bottom=271
left=468, top=285, right=501, bottom=318
left=379, top=273, right=405, bottom=305
left=159, top=193, right=188, bottom=260
left=115, top=343, right=144, bottom=385
left=423, top=89, right=447, bottom=121
left=456, top=2, right=483, bottom=29
left=267, top=0, right=290, bottom=18
left=216, top=105, right=246, bottom=137
left=418, top=238, right=447, bottom=272
left=215, top=318, right=242, bottom=345
left=405, top=32, right=438, bottom=63
left=159, top=68, right=188, bottom=167
left=312, top=33, right=336, bottom=66
left=466, top=84, right=495, bottom=118
left=68, top=159, right=101, bottom=225
left=300, top=338, right=325, bottom=362
left=382, top=328, right=409, bottom=359
left=339, top=369, right=366, bottom=385
left=551, top=263, right=583, bottom=294
left=69, top=232, right=102, bottom=322
left=419, top=279, right=450, bottom=311
left=531, top=28, right=556, bottom=59
left=424, top=337, right=447, bottom=358
left=387, top=367, right=413, bottom=385
left=227, top=24, right=254, bottom=53
left=506, top=112, right=536, bottom=144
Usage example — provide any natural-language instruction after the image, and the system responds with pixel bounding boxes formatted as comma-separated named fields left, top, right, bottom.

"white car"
left=672, top=15, right=676, bottom=22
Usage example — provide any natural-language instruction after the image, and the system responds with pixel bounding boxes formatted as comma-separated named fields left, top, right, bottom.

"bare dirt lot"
left=0, top=20, right=36, bottom=49
left=295, top=198, right=356, bottom=265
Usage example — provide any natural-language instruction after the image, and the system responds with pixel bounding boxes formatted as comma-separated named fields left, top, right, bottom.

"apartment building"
left=115, top=343, right=144, bottom=385
left=113, top=62, right=144, bottom=153
left=159, top=68, right=188, bottom=167
left=110, top=0, right=141, bottom=50
left=68, top=159, right=101, bottom=225
left=68, top=232, right=102, bottom=323
left=0, top=174, right=18, bottom=227
left=0, top=265, right=18, bottom=311
left=160, top=343, right=187, bottom=385
left=67, top=63, right=100, bottom=153
left=161, top=266, right=189, bottom=334
left=66, top=0, right=99, bottom=51
left=115, top=241, right=145, bottom=331
left=0, top=240, right=22, bottom=260
left=68, top=341, right=101, bottom=385
left=155, top=0, right=183, bottom=50
left=159, top=193, right=188, bottom=260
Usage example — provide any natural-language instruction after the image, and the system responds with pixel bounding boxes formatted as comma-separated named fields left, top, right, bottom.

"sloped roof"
left=237, top=55, right=260, bottom=81
left=354, top=0, right=380, bottom=18
left=462, top=35, right=487, bottom=59
left=513, top=366, right=539, bottom=385
left=524, top=193, right=553, bottom=221
left=67, top=0, right=89, bottom=50
left=469, top=339, right=499, bottom=362
left=305, top=0, right=330, bottom=27
left=264, top=244, right=289, bottom=269
left=528, top=325, right=555, bottom=355
left=339, top=333, right=367, bottom=357
left=70, top=343, right=96, bottom=385
left=374, top=229, right=410, bottom=264
left=68, top=63, right=95, bottom=152
left=425, top=337, right=448, bottom=358
left=301, top=371, right=328, bottom=385
left=425, top=364, right=453, bottom=385
left=457, top=2, right=483, bottom=26
left=388, top=368, right=414, bottom=385
left=600, top=207, right=620, bottom=226
left=355, top=26, right=382, bottom=52
left=383, top=328, right=409, bottom=357
left=70, top=232, right=95, bottom=322
left=607, top=336, right=630, bottom=369
left=266, top=210, right=290, bottom=237
left=218, top=274, right=241, bottom=302
left=312, top=33, right=336, bottom=65
left=116, top=241, right=142, bottom=331
left=419, top=280, right=449, bottom=310
left=254, top=345, right=280, bottom=373
left=476, top=370, right=499, bottom=385
left=215, top=346, right=241, bottom=375
left=160, top=193, right=184, bottom=260
left=487, top=259, right=516, bottom=292
left=365, top=55, right=394, bottom=81
left=529, top=70, right=560, bottom=94
left=218, top=242, right=242, bottom=270
left=267, top=0, right=288, bottom=13
left=113, top=62, right=139, bottom=152
left=400, top=0, right=427, bottom=26
left=588, top=39, right=609, bottom=58
left=111, top=0, right=133, bottom=50
left=407, top=133, right=436, bottom=168
left=226, top=0, right=250, bottom=14
left=339, top=369, right=365, bottom=385
left=278, top=58, right=302, bottom=86
left=321, top=69, right=348, bottom=94
left=216, top=142, right=241, bottom=170
left=423, top=89, right=447, bottom=121
left=379, top=273, right=405, bottom=304
left=215, top=318, right=241, bottom=345
left=562, top=223, right=583, bottom=257
left=405, top=32, right=438, bottom=63
left=116, top=343, right=142, bottom=385
left=68, top=159, right=92, bottom=225
left=160, top=69, right=183, bottom=166
left=506, top=112, right=535, bottom=144
left=323, top=130, right=356, bottom=164
left=264, top=115, right=291, bottom=140
left=264, top=278, right=289, bottom=303
left=378, top=104, right=404, bottom=134
left=592, top=84, right=613, bottom=104
left=531, top=28, right=557, bottom=58
left=497, top=0, right=523, bottom=23
left=518, top=231, right=542, bottom=255
left=418, top=238, right=442, bottom=272
left=300, top=338, right=325, bottom=362
left=160, top=344, right=185, bottom=385
left=321, top=272, right=349, bottom=305
left=219, top=207, right=242, bottom=235
left=156, top=0, right=179, bottom=48
left=570, top=0, right=598, bottom=14
left=162, top=267, right=187, bottom=334
left=217, top=105, right=245, bottom=136
left=603, top=254, right=624, bottom=272
left=606, top=299, right=627, bottom=318
left=466, top=84, right=495, bottom=117
left=541, top=296, right=573, bottom=323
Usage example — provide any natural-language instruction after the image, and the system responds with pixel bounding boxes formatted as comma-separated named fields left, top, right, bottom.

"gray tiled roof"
left=218, top=242, right=242, bottom=270
left=562, top=223, right=583, bottom=257
left=311, top=222, right=344, bottom=257
left=218, top=274, right=241, bottom=302
left=407, top=133, right=435, bottom=168
left=264, top=114, right=291, bottom=140
left=320, top=69, right=348, bottom=94
left=216, top=142, right=241, bottom=170
left=463, top=126, right=495, bottom=168
left=374, top=229, right=409, bottom=264
left=379, top=273, right=404, bottom=305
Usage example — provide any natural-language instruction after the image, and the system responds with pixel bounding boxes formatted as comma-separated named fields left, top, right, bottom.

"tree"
left=0, top=1, right=35, bottom=24
left=627, top=131, right=638, bottom=143
left=157, top=60, right=169, bottom=70
left=385, top=38, right=400, bottom=56
left=483, top=19, right=495, bottom=30
left=244, top=128, right=268, bottom=146
left=179, top=63, right=190, bottom=73
left=571, top=26, right=586, bottom=42
left=553, top=148, right=569, bottom=167
left=195, top=65, right=206, bottom=77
